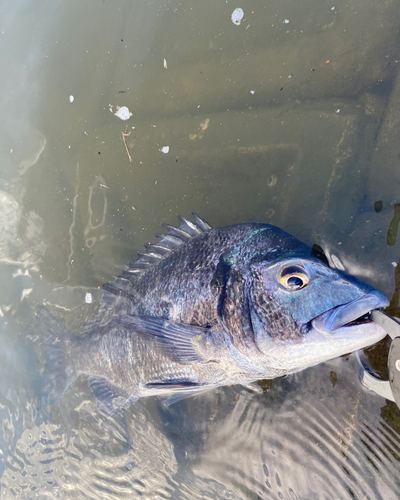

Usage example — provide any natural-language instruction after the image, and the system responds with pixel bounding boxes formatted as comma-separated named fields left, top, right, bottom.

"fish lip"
left=311, top=291, right=389, bottom=336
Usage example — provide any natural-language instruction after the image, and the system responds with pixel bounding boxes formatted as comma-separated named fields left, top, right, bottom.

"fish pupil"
left=287, top=276, right=303, bottom=289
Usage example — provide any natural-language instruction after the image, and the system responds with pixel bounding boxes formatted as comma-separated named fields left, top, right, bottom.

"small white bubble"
left=336, top=109, right=340, bottom=113
left=250, top=90, right=255, bottom=94
left=69, top=95, right=74, bottom=103
left=160, top=146, right=169, bottom=154
left=284, top=19, right=289, bottom=24
left=392, top=262, right=398, bottom=267
left=85, top=292, right=93, bottom=304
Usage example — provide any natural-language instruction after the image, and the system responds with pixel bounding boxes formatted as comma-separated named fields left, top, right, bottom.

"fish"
left=38, top=214, right=389, bottom=416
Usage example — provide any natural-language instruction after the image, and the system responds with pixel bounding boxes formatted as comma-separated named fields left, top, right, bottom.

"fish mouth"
left=311, top=290, right=389, bottom=337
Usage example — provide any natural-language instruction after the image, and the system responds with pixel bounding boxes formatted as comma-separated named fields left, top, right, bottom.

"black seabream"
left=38, top=215, right=389, bottom=416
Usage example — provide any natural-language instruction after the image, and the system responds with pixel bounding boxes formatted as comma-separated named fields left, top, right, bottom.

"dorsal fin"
left=99, top=214, right=212, bottom=311
left=120, top=213, right=212, bottom=276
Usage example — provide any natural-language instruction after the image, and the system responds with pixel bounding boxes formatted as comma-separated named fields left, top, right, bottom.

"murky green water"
left=1, top=0, right=400, bottom=498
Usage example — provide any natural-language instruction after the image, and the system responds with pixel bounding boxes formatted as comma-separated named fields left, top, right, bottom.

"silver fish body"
left=38, top=216, right=389, bottom=415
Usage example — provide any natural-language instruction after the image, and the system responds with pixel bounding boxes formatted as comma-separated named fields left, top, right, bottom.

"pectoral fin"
left=112, top=315, right=211, bottom=364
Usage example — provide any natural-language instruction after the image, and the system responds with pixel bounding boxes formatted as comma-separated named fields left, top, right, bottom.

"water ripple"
left=1, top=354, right=400, bottom=499
left=192, top=358, right=400, bottom=500
left=1, top=399, right=178, bottom=499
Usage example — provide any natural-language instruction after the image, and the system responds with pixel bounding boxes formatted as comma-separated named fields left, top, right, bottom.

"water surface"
left=1, top=0, right=400, bottom=498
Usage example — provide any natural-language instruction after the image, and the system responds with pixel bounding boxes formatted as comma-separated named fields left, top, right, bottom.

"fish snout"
left=311, top=290, right=389, bottom=335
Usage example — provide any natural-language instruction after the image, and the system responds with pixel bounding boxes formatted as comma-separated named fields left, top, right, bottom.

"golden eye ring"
left=279, top=266, right=310, bottom=291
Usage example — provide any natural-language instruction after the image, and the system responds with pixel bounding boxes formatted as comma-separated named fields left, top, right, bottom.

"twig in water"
left=122, top=126, right=132, bottom=163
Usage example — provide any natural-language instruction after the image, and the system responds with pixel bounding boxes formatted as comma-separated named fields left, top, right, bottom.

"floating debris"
left=330, top=254, right=345, bottom=271
left=122, top=126, right=133, bottom=162
left=164, top=58, right=168, bottom=69
left=160, top=146, right=169, bottom=154
left=69, top=95, right=74, bottom=103
left=231, top=8, right=244, bottom=26
left=85, top=292, right=93, bottom=304
left=115, top=106, right=132, bottom=121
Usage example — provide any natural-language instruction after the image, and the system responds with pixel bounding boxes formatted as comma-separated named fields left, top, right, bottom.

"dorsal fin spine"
left=126, top=214, right=212, bottom=276
left=192, top=213, right=212, bottom=231
left=161, top=223, right=191, bottom=239
left=137, top=252, right=162, bottom=261
left=177, top=215, right=202, bottom=235
left=144, top=243, right=170, bottom=255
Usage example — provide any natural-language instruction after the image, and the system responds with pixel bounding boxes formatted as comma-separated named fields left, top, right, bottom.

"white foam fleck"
left=114, top=106, right=132, bottom=120
left=284, top=19, right=289, bottom=24
left=85, top=292, right=93, bottom=304
left=69, top=95, right=74, bottom=103
left=231, top=8, right=244, bottom=26
left=160, top=146, right=169, bottom=154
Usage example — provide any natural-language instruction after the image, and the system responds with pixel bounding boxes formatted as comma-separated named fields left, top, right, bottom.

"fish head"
left=248, top=252, right=389, bottom=374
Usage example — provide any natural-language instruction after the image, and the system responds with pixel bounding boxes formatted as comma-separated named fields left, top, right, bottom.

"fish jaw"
left=253, top=290, right=389, bottom=374
left=311, top=290, right=389, bottom=339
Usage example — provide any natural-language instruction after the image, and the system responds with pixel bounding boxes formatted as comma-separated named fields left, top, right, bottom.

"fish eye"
left=279, top=265, right=310, bottom=291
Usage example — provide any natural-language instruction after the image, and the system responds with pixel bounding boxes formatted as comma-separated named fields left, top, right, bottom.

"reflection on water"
left=1, top=0, right=400, bottom=498
left=3, top=358, right=400, bottom=499
left=188, top=361, right=400, bottom=500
